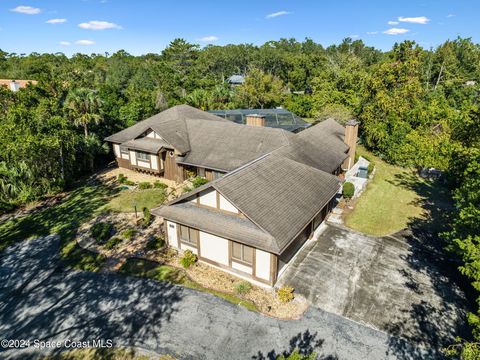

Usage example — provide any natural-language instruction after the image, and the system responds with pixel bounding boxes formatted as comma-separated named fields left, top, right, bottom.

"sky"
left=0, top=0, right=478, bottom=55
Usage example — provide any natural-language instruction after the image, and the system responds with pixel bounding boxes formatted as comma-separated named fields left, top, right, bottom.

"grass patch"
left=103, top=188, right=167, bottom=213
left=344, top=146, right=450, bottom=236
left=0, top=181, right=114, bottom=271
left=118, top=258, right=258, bottom=312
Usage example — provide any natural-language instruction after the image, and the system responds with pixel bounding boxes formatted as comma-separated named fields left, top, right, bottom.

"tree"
left=65, top=88, right=104, bottom=137
left=234, top=67, right=286, bottom=108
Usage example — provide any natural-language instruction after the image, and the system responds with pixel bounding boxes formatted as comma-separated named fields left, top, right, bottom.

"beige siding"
left=129, top=150, right=137, bottom=166
left=231, top=261, right=253, bottom=275
left=137, top=159, right=150, bottom=169
left=166, top=221, right=178, bottom=248
left=199, top=231, right=229, bottom=265
left=198, top=189, right=217, bottom=207
left=218, top=194, right=239, bottom=213
left=113, top=144, right=121, bottom=157
left=255, top=249, right=271, bottom=281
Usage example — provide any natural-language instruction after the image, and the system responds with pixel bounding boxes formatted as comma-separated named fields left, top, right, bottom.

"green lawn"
left=344, top=146, right=450, bottom=236
left=103, top=188, right=167, bottom=213
left=119, top=258, right=259, bottom=312
left=0, top=181, right=114, bottom=271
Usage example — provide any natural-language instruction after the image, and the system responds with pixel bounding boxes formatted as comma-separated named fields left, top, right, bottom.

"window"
left=136, top=152, right=150, bottom=161
left=232, top=242, right=254, bottom=265
left=120, top=146, right=129, bottom=155
left=179, top=225, right=198, bottom=246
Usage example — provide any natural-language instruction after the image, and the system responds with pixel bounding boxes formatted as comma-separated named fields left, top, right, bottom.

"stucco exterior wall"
left=199, top=231, right=229, bottom=265
left=255, top=249, right=271, bottom=281
left=231, top=261, right=253, bottom=275
left=198, top=189, right=217, bottom=207
left=129, top=151, right=137, bottom=166
left=113, top=144, right=121, bottom=157
left=219, top=194, right=239, bottom=213
left=151, top=155, right=159, bottom=170
left=137, top=159, right=151, bottom=169
left=166, top=221, right=178, bottom=248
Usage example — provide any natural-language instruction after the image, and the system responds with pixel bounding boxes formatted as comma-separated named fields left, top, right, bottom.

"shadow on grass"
left=0, top=176, right=120, bottom=271
left=252, top=330, right=336, bottom=360
left=385, top=171, right=474, bottom=359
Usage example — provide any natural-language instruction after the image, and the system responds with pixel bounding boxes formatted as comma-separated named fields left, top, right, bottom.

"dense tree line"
left=0, top=37, right=479, bottom=354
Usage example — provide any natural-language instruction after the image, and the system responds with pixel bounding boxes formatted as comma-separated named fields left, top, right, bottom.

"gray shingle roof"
left=154, top=152, right=340, bottom=254
left=297, top=118, right=349, bottom=154
left=155, top=202, right=277, bottom=253
left=180, top=119, right=295, bottom=171
left=104, top=104, right=228, bottom=152
left=213, top=154, right=340, bottom=253
left=120, top=137, right=170, bottom=153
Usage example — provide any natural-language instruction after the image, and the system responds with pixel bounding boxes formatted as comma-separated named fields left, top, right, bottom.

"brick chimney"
left=245, top=114, right=266, bottom=127
left=342, top=119, right=359, bottom=170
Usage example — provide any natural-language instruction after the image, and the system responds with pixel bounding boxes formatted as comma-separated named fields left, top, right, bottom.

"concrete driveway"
left=0, top=235, right=434, bottom=360
left=277, top=224, right=470, bottom=354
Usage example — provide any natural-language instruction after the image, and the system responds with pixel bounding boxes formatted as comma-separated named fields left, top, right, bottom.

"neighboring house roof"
left=226, top=74, right=245, bottom=84
left=208, top=108, right=310, bottom=133
left=120, top=137, right=170, bottom=153
left=153, top=153, right=340, bottom=254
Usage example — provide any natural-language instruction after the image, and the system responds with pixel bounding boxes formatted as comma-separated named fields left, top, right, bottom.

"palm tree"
left=65, top=88, right=103, bottom=137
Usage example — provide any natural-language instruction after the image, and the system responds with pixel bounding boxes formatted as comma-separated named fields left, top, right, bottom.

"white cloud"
left=383, top=28, right=410, bottom=35
left=398, top=16, right=430, bottom=24
left=78, top=20, right=122, bottom=30
left=47, top=18, right=67, bottom=24
left=266, top=11, right=291, bottom=19
left=10, top=5, right=41, bottom=15
left=388, top=21, right=399, bottom=25
left=367, top=31, right=379, bottom=35
left=59, top=41, right=71, bottom=46
left=198, top=35, right=219, bottom=42
left=349, top=34, right=359, bottom=38
left=75, top=39, right=95, bottom=45
left=447, top=14, right=455, bottom=18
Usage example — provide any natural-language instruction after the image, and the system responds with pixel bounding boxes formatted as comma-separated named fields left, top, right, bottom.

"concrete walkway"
left=277, top=224, right=469, bottom=359
left=0, top=236, right=429, bottom=359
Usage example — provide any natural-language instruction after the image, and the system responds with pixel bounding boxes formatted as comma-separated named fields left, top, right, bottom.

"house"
left=0, top=79, right=38, bottom=92
left=208, top=108, right=310, bottom=133
left=105, top=105, right=359, bottom=286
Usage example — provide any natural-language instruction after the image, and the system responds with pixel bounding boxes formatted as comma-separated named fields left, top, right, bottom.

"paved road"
left=278, top=224, right=469, bottom=358
left=0, top=236, right=431, bottom=359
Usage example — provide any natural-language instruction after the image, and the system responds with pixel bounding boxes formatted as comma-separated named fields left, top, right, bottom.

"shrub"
left=153, top=180, right=168, bottom=189
left=122, top=228, right=137, bottom=240
left=367, top=162, right=375, bottom=175
left=191, top=176, right=209, bottom=188
left=90, top=222, right=113, bottom=243
left=182, top=185, right=193, bottom=193
left=277, top=286, right=295, bottom=303
left=342, top=182, right=355, bottom=199
left=104, top=237, right=123, bottom=250
left=138, top=182, right=153, bottom=190
left=146, top=236, right=165, bottom=251
left=124, top=180, right=136, bottom=186
left=234, top=281, right=252, bottom=295
left=117, top=173, right=126, bottom=184
left=142, top=206, right=151, bottom=226
left=180, top=249, right=197, bottom=269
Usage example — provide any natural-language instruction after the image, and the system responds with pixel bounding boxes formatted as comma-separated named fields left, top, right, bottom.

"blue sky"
left=1, top=0, right=478, bottom=55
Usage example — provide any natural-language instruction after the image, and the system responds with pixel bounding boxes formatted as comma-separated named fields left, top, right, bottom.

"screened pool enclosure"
left=208, top=108, right=310, bottom=133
